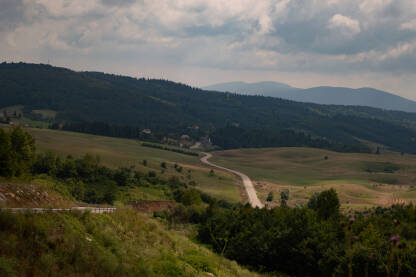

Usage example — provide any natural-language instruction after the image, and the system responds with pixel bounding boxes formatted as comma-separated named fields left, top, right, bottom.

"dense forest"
left=2, top=62, right=416, bottom=153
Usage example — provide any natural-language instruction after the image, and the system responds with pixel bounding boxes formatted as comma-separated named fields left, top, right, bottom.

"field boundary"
left=141, top=142, right=199, bottom=156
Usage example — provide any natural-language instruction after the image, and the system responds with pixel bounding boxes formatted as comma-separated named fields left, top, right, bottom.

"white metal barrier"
left=1, top=207, right=117, bottom=214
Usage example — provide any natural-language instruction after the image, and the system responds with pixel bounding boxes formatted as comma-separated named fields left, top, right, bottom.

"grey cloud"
left=100, top=0, right=137, bottom=6
left=0, top=0, right=25, bottom=31
left=1, top=0, right=416, bottom=93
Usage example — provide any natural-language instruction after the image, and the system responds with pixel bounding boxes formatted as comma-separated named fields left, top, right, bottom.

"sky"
left=1, top=0, right=416, bottom=100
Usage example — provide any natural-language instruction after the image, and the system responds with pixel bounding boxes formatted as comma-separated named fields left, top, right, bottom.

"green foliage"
left=176, top=189, right=202, bottom=206
left=307, top=189, right=340, bottom=220
left=266, top=192, right=274, bottom=202
left=280, top=190, right=289, bottom=207
left=30, top=147, right=211, bottom=205
left=142, top=143, right=198, bottom=156
left=0, top=127, right=36, bottom=177
left=197, top=195, right=416, bottom=276
left=212, top=126, right=373, bottom=153
left=0, top=209, right=258, bottom=277
left=0, top=257, right=16, bottom=276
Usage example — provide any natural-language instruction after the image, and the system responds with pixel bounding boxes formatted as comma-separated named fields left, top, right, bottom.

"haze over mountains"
left=203, top=82, right=416, bottom=113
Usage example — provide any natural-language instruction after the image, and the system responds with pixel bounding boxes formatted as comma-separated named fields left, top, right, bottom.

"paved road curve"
left=200, top=152, right=264, bottom=208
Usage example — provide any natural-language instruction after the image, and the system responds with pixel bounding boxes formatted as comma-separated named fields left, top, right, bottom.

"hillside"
left=0, top=208, right=260, bottom=277
left=203, top=82, right=416, bottom=113
left=2, top=63, right=416, bottom=153
left=25, top=127, right=243, bottom=203
left=0, top=126, right=262, bottom=276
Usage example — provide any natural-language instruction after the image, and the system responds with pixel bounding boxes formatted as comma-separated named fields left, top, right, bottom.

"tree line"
left=141, top=143, right=199, bottom=156
left=192, top=190, right=416, bottom=276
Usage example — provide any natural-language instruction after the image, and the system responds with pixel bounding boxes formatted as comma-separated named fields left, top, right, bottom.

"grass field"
left=21, top=127, right=242, bottom=203
left=211, top=147, right=416, bottom=208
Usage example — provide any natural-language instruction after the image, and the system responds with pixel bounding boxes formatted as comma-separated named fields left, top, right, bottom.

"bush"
left=307, top=188, right=340, bottom=220
left=0, top=127, right=36, bottom=177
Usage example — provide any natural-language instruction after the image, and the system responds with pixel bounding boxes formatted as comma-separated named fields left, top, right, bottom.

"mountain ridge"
left=203, top=81, right=416, bottom=113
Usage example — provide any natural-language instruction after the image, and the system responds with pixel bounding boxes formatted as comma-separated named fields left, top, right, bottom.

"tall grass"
left=0, top=209, right=260, bottom=277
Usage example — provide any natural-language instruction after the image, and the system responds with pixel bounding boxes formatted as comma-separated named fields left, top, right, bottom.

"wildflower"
left=390, top=236, right=399, bottom=245
left=349, top=217, right=355, bottom=224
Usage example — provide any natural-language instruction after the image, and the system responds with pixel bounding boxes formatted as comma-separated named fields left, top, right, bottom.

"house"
left=180, top=134, right=190, bottom=140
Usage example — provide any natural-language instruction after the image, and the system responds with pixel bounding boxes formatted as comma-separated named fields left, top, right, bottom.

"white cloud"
left=328, top=14, right=361, bottom=35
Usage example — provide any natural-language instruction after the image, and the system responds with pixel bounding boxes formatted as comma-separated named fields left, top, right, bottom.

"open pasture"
left=211, top=147, right=416, bottom=208
left=20, top=127, right=242, bottom=203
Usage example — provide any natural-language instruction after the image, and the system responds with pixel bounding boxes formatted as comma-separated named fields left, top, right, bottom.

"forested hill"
left=2, top=62, right=416, bottom=153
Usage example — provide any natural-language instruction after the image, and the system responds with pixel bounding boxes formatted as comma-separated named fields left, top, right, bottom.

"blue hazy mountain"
left=203, top=82, right=416, bottom=113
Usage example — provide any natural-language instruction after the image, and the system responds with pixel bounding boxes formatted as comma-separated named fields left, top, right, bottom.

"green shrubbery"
left=195, top=190, right=416, bottom=276
left=0, top=127, right=36, bottom=177
left=0, top=128, right=212, bottom=207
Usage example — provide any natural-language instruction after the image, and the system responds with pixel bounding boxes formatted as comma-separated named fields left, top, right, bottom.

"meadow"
left=211, top=147, right=416, bottom=208
left=23, top=127, right=242, bottom=203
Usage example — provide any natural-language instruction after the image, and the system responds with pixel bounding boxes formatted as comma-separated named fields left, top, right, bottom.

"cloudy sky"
left=1, top=0, right=416, bottom=99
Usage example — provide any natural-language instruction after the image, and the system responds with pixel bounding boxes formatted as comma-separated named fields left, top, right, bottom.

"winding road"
left=200, top=153, right=264, bottom=208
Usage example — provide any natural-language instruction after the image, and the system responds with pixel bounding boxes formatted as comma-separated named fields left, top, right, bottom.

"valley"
left=3, top=0, right=416, bottom=275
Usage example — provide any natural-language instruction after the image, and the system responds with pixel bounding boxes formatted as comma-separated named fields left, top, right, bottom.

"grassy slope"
left=0, top=177, right=75, bottom=208
left=26, top=127, right=242, bottom=203
left=211, top=147, right=416, bottom=208
left=0, top=209, right=261, bottom=277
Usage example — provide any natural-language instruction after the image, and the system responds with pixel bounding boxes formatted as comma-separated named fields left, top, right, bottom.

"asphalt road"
left=200, top=152, right=264, bottom=208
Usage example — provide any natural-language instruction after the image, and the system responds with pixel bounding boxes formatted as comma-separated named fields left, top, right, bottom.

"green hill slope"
left=2, top=62, right=416, bottom=153
left=0, top=208, right=261, bottom=277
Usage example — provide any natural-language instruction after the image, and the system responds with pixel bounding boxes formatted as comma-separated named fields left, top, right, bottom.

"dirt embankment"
left=0, top=182, right=74, bottom=208
left=130, top=200, right=176, bottom=213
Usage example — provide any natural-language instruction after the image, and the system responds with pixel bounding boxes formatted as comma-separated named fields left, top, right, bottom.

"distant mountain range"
left=203, top=82, right=416, bottom=113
